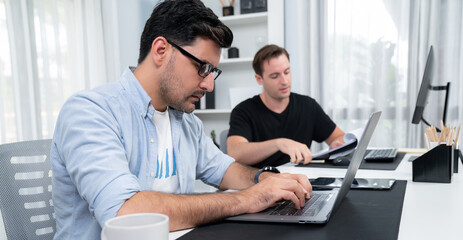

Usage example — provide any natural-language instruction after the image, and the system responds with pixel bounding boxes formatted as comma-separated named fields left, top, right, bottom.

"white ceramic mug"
left=101, top=213, right=169, bottom=240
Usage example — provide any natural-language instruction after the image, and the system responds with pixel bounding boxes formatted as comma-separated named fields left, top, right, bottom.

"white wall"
left=284, top=0, right=309, bottom=96
left=102, top=0, right=161, bottom=79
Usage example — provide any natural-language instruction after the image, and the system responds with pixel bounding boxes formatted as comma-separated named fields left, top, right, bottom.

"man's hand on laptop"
left=276, top=138, right=313, bottom=165
left=239, top=173, right=312, bottom=213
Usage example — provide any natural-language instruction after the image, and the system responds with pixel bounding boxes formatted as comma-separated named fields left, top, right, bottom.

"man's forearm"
left=117, top=191, right=248, bottom=231
left=228, top=139, right=280, bottom=165
left=219, top=162, right=261, bottom=190
left=326, top=126, right=345, bottom=148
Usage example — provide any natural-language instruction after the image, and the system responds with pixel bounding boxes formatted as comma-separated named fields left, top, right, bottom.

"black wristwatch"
left=254, top=166, right=280, bottom=184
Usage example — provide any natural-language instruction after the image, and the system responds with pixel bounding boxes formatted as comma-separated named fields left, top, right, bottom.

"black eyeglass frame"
left=166, top=39, right=222, bottom=80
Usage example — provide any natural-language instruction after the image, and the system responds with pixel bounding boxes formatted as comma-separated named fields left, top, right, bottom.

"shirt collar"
left=120, top=66, right=152, bottom=118
left=120, top=66, right=184, bottom=121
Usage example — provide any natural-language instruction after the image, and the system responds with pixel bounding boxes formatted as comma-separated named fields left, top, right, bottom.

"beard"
left=159, top=55, right=204, bottom=113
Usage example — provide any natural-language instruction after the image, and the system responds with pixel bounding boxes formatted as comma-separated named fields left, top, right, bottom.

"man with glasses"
left=51, top=0, right=311, bottom=239
left=167, top=39, right=222, bottom=80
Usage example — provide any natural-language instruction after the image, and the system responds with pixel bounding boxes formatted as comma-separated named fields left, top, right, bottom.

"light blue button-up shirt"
left=51, top=67, right=234, bottom=239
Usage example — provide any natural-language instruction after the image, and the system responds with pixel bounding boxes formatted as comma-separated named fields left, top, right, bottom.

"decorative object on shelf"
left=211, top=130, right=220, bottom=148
left=228, top=47, right=239, bottom=58
left=240, top=0, right=267, bottom=14
left=219, top=0, right=235, bottom=16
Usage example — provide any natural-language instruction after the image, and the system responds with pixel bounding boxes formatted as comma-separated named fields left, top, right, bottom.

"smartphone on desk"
left=310, top=177, right=396, bottom=190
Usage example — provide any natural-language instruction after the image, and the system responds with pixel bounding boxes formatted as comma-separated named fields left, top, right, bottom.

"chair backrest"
left=219, top=130, right=228, bottom=154
left=0, top=139, right=55, bottom=240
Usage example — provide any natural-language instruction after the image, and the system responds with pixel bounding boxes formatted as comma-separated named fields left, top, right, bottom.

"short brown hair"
left=252, top=44, right=290, bottom=76
left=138, top=0, right=233, bottom=64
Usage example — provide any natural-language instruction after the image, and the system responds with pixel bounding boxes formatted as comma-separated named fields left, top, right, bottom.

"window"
left=0, top=0, right=109, bottom=143
left=324, top=0, right=410, bottom=147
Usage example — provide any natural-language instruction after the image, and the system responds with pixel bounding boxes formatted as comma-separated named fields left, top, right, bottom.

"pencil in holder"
left=412, top=144, right=453, bottom=183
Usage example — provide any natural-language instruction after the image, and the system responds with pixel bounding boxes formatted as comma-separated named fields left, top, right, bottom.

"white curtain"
left=286, top=0, right=463, bottom=149
left=324, top=0, right=410, bottom=148
left=407, top=0, right=463, bottom=147
left=0, top=0, right=118, bottom=144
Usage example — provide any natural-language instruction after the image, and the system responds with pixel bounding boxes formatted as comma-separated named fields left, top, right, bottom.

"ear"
left=255, top=74, right=263, bottom=86
left=150, top=37, right=169, bottom=66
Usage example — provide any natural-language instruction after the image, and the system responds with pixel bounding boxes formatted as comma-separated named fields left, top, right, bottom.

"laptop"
left=227, top=111, right=381, bottom=224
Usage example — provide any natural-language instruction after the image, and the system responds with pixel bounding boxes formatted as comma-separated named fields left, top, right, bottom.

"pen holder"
left=412, top=144, right=453, bottom=183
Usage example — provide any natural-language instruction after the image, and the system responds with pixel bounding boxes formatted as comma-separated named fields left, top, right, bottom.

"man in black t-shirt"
left=227, top=45, right=345, bottom=168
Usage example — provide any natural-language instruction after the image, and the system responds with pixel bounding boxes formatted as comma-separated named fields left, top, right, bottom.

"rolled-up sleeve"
left=55, top=94, right=140, bottom=226
left=190, top=116, right=234, bottom=188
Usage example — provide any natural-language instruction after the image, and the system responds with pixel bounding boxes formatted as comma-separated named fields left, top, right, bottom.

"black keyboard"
left=364, top=148, right=398, bottom=162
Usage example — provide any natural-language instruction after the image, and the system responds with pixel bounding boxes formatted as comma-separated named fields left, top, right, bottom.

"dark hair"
left=252, top=44, right=290, bottom=76
left=138, top=0, right=233, bottom=64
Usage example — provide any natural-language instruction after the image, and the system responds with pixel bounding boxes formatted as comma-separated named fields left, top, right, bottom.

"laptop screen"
left=331, top=111, right=382, bottom=213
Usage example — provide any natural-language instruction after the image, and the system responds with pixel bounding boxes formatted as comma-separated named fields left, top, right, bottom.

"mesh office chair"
left=219, top=130, right=228, bottom=154
left=0, top=139, right=55, bottom=240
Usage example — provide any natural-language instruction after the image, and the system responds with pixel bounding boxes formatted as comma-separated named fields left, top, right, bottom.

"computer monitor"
left=411, top=46, right=450, bottom=129
left=411, top=46, right=434, bottom=124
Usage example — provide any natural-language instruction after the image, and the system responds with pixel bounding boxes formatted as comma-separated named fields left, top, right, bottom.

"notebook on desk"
left=227, top=111, right=381, bottom=224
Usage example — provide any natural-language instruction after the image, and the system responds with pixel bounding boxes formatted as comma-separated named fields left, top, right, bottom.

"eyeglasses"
left=167, top=39, right=222, bottom=80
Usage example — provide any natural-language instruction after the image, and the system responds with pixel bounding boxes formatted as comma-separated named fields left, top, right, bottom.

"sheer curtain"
left=323, top=0, right=410, bottom=148
left=407, top=0, right=463, bottom=147
left=286, top=0, right=462, bottom=149
left=0, top=0, right=117, bottom=144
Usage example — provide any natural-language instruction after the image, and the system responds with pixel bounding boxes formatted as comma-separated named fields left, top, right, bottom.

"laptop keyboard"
left=364, top=148, right=398, bottom=161
left=269, top=193, right=330, bottom=217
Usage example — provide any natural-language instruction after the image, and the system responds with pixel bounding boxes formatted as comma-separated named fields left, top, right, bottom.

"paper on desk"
left=312, top=128, right=363, bottom=160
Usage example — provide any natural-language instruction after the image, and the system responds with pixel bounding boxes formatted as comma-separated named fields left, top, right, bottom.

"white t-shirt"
left=151, top=108, right=179, bottom=193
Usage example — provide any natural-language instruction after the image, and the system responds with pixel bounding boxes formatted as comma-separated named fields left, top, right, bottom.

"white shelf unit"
left=220, top=12, right=268, bottom=26
left=194, top=109, right=232, bottom=114
left=197, top=0, right=285, bottom=139
left=219, top=57, right=253, bottom=65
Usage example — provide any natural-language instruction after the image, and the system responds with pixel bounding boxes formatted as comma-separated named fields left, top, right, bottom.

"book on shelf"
left=240, top=0, right=267, bottom=14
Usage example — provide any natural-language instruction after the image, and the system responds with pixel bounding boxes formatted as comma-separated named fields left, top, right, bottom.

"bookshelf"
left=196, top=0, right=284, bottom=140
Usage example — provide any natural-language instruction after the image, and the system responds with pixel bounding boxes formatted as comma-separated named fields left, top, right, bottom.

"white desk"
left=171, top=153, right=463, bottom=240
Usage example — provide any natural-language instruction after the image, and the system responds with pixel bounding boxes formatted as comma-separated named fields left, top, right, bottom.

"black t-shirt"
left=228, top=93, right=336, bottom=168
